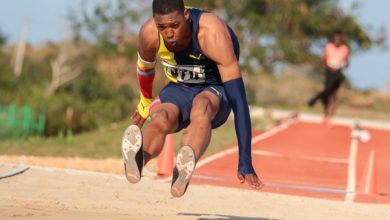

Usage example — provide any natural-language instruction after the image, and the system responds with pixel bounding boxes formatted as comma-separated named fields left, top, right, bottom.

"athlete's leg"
left=329, top=73, right=344, bottom=117
left=122, top=103, right=179, bottom=183
left=170, top=90, right=220, bottom=197
left=321, top=72, right=338, bottom=116
left=309, top=72, right=330, bottom=108
left=181, top=90, right=220, bottom=160
left=327, top=90, right=338, bottom=117
left=325, top=73, right=343, bottom=117
left=143, top=103, right=180, bottom=165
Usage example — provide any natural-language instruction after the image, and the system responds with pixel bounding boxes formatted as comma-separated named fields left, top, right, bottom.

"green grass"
left=0, top=121, right=130, bottom=158
left=0, top=116, right=274, bottom=159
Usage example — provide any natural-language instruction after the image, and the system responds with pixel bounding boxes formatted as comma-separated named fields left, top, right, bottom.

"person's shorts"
left=158, top=82, right=231, bottom=132
left=325, top=70, right=345, bottom=91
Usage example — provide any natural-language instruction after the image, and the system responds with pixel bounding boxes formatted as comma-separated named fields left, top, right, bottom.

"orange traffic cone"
left=358, top=150, right=378, bottom=195
left=156, top=134, right=175, bottom=176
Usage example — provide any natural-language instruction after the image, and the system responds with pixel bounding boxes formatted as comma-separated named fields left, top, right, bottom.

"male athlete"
left=308, top=32, right=349, bottom=125
left=121, top=0, right=262, bottom=197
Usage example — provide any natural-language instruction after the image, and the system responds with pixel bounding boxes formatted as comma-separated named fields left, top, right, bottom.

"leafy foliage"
left=0, top=44, right=135, bottom=137
left=0, top=28, right=6, bottom=45
left=186, top=0, right=375, bottom=72
left=67, top=0, right=145, bottom=57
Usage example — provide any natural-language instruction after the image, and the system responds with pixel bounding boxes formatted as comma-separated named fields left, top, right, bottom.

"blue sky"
left=339, top=0, right=390, bottom=92
left=0, top=0, right=389, bottom=92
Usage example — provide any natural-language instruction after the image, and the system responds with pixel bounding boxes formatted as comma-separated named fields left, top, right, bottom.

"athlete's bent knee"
left=150, top=110, right=173, bottom=132
left=191, top=97, right=214, bottom=121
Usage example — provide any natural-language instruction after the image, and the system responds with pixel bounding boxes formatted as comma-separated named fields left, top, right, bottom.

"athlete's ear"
left=184, top=8, right=190, bottom=20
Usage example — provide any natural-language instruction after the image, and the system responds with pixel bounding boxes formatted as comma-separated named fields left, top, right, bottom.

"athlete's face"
left=333, top=34, right=342, bottom=47
left=153, top=10, right=191, bottom=51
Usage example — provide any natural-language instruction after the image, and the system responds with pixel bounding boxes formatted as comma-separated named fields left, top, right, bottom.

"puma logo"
left=189, top=54, right=202, bottom=60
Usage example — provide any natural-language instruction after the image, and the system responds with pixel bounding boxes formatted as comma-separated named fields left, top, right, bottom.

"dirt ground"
left=1, top=155, right=390, bottom=220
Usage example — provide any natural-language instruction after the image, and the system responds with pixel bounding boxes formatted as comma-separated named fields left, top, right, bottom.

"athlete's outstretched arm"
left=132, top=19, right=159, bottom=128
left=199, top=13, right=262, bottom=189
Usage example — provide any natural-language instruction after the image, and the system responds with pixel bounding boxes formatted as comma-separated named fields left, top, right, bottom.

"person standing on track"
left=308, top=31, right=350, bottom=126
left=121, top=0, right=262, bottom=197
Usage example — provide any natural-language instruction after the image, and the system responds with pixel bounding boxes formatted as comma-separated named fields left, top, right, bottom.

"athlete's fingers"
left=133, top=112, right=147, bottom=129
left=245, top=174, right=263, bottom=190
left=131, top=111, right=137, bottom=120
left=245, top=174, right=256, bottom=188
left=131, top=114, right=139, bottom=125
left=131, top=111, right=139, bottom=123
left=252, top=175, right=263, bottom=190
left=138, top=118, right=146, bottom=129
left=237, top=171, right=245, bottom=184
left=131, top=112, right=143, bottom=127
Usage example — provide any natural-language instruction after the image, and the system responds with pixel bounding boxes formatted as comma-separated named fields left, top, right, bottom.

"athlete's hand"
left=237, top=171, right=263, bottom=190
left=131, top=111, right=146, bottom=129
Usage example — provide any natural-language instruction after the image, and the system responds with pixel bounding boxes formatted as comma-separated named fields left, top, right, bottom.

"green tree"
left=186, top=0, right=380, bottom=72
left=68, top=0, right=146, bottom=56
left=0, top=28, right=7, bottom=45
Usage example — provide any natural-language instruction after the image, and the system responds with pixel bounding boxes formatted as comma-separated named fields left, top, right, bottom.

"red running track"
left=355, top=128, right=390, bottom=203
left=191, top=120, right=390, bottom=203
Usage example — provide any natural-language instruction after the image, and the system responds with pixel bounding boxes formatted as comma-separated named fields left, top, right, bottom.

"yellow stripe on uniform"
left=157, top=34, right=178, bottom=83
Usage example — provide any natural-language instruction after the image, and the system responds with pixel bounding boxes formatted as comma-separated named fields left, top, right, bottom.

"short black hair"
left=333, top=30, right=342, bottom=36
left=152, top=0, right=185, bottom=15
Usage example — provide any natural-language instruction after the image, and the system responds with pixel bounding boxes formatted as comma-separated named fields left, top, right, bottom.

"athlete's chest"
left=157, top=35, right=216, bottom=84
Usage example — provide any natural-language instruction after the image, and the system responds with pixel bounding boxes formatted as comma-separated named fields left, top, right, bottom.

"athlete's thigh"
left=192, top=90, right=220, bottom=119
left=205, top=85, right=232, bottom=129
left=150, top=102, right=180, bottom=133
left=192, top=85, right=232, bottom=129
left=158, top=82, right=199, bottom=132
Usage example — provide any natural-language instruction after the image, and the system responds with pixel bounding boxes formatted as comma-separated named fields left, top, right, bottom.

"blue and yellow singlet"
left=157, top=8, right=240, bottom=85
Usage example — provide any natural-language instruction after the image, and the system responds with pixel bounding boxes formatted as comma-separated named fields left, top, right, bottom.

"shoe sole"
left=121, top=125, right=143, bottom=183
left=171, top=146, right=196, bottom=197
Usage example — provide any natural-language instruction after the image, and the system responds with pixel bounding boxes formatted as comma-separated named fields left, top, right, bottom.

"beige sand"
left=1, top=157, right=389, bottom=220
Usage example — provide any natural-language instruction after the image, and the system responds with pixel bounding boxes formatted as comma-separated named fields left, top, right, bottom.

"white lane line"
left=252, top=150, right=349, bottom=164
left=196, top=121, right=292, bottom=169
left=252, top=150, right=283, bottom=157
left=345, top=131, right=359, bottom=202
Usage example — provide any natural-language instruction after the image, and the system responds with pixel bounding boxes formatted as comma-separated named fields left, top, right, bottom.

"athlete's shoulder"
left=197, top=11, right=231, bottom=48
left=138, top=18, right=159, bottom=56
left=341, top=44, right=349, bottom=51
left=198, top=12, right=227, bottom=32
left=325, top=42, right=334, bottom=48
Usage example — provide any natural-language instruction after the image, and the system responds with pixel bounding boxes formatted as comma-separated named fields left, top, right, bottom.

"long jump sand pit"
left=1, top=160, right=390, bottom=220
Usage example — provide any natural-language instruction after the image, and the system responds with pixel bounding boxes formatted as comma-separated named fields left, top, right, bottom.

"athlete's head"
left=152, top=0, right=184, bottom=15
left=152, top=0, right=190, bottom=51
left=332, top=31, right=343, bottom=47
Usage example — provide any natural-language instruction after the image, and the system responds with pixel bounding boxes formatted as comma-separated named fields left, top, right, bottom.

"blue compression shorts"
left=159, top=82, right=232, bottom=132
